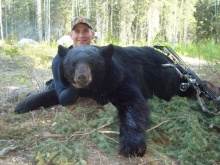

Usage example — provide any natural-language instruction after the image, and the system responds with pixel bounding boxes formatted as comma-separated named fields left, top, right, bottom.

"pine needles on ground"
left=29, top=97, right=220, bottom=165
left=148, top=96, right=220, bottom=165
left=31, top=103, right=119, bottom=165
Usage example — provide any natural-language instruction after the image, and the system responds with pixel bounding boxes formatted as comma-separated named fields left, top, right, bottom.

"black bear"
left=14, top=44, right=195, bottom=157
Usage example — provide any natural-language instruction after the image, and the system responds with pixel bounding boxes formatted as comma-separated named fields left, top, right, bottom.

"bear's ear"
left=58, top=45, right=68, bottom=58
left=101, top=44, right=114, bottom=60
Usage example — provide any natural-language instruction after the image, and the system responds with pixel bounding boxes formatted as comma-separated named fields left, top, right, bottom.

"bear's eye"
left=89, top=62, right=94, bottom=67
left=72, top=62, right=76, bottom=66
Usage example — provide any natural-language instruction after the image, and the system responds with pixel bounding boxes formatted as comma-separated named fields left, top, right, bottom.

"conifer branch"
left=41, top=121, right=118, bottom=140
left=41, top=119, right=170, bottom=140
left=67, top=120, right=118, bottom=140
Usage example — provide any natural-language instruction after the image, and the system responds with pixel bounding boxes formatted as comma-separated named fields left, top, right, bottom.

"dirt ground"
left=0, top=53, right=219, bottom=165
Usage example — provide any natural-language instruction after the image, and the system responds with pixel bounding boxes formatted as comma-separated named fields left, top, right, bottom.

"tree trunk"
left=184, top=0, right=189, bottom=45
left=176, top=0, right=183, bottom=43
left=86, top=0, right=90, bottom=17
left=173, top=0, right=178, bottom=43
left=134, top=9, right=139, bottom=44
left=110, top=0, right=113, bottom=34
left=0, top=0, right=3, bottom=41
left=36, top=0, right=42, bottom=42
left=214, top=0, right=219, bottom=43
left=147, top=1, right=159, bottom=46
left=72, top=0, right=75, bottom=18
left=4, top=5, right=8, bottom=40
left=119, top=0, right=126, bottom=45
left=45, top=0, right=50, bottom=42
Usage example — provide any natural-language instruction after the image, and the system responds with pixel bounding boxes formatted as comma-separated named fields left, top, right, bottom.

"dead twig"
left=41, top=134, right=64, bottom=139
left=101, top=133, right=119, bottom=144
left=41, top=119, right=170, bottom=140
left=147, top=120, right=170, bottom=132
left=97, top=131, right=119, bottom=135
left=30, top=111, right=37, bottom=126
left=0, top=146, right=18, bottom=158
left=40, top=120, right=118, bottom=140
left=67, top=120, right=118, bottom=140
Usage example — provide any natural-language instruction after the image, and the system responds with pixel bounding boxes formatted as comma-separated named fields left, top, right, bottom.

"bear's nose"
left=75, top=73, right=92, bottom=88
left=78, top=74, right=86, bottom=82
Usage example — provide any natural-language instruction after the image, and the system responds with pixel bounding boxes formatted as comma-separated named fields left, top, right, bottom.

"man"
left=14, top=16, right=95, bottom=113
left=47, top=16, right=95, bottom=106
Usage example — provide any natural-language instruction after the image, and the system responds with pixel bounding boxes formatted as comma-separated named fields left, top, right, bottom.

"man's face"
left=70, top=23, right=95, bottom=47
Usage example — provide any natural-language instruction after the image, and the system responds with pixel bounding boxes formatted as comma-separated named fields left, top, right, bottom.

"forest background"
left=0, top=0, right=219, bottom=46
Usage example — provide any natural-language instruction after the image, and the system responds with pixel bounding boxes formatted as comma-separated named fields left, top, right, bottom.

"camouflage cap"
left=71, top=16, right=93, bottom=30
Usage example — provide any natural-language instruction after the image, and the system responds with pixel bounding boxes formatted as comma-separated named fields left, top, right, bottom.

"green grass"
left=173, top=40, right=220, bottom=62
left=0, top=42, right=57, bottom=67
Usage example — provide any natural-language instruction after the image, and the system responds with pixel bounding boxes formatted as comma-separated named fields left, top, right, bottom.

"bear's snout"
left=73, top=63, right=92, bottom=88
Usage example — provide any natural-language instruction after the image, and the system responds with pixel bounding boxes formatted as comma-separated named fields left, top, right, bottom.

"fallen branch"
left=147, top=120, right=170, bottom=132
left=67, top=120, right=118, bottom=140
left=41, top=120, right=118, bottom=140
left=42, top=133, right=64, bottom=139
left=41, top=119, right=170, bottom=140
left=0, top=146, right=18, bottom=158
left=97, top=131, right=119, bottom=135
left=101, top=133, right=119, bottom=144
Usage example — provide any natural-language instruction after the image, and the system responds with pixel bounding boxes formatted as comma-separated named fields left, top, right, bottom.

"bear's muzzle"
left=73, top=63, right=92, bottom=88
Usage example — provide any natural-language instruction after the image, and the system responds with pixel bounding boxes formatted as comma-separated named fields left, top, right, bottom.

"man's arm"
left=52, top=54, right=79, bottom=106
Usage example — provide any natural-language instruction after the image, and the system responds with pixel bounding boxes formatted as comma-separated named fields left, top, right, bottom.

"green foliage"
left=21, top=43, right=56, bottom=68
left=34, top=138, right=88, bottom=165
left=174, top=40, right=220, bottom=62
left=32, top=103, right=118, bottom=164
left=5, top=34, right=18, bottom=45
left=4, top=46, right=21, bottom=58
left=0, top=112, right=43, bottom=139
left=105, top=32, right=120, bottom=45
left=2, top=43, right=55, bottom=68
left=135, top=39, right=148, bottom=46
left=148, top=96, right=220, bottom=165
left=194, top=0, right=220, bottom=43
left=31, top=96, right=220, bottom=164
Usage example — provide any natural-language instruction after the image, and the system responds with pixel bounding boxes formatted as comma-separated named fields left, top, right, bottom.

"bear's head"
left=58, top=44, right=123, bottom=92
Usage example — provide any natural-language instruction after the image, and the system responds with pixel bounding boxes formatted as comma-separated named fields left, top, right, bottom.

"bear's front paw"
left=119, top=133, right=146, bottom=157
